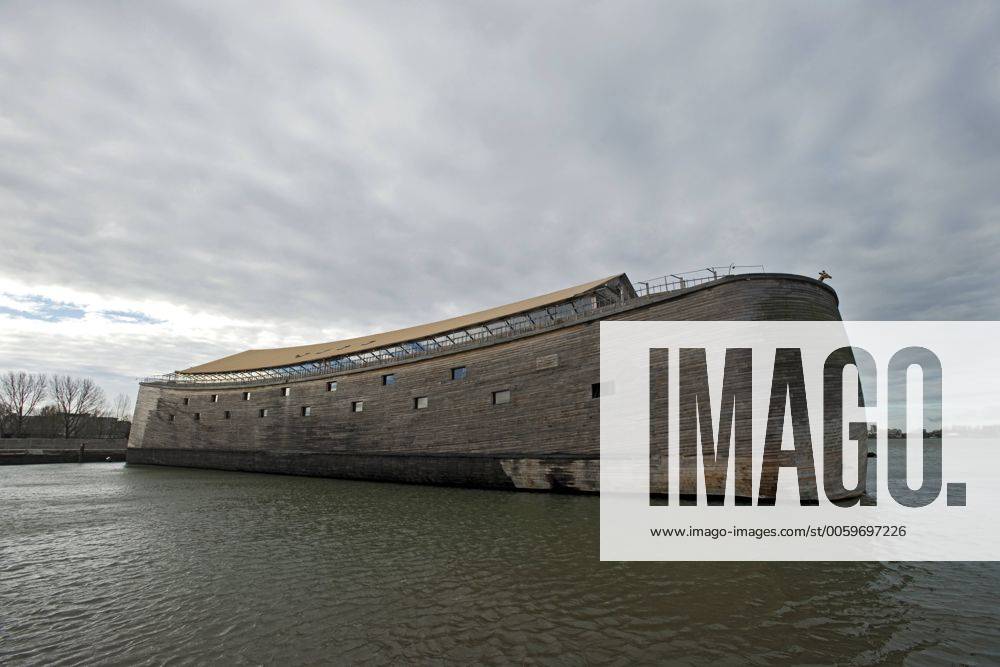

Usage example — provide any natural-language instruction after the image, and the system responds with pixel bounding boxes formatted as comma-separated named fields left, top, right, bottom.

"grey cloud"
left=1, top=0, right=999, bottom=388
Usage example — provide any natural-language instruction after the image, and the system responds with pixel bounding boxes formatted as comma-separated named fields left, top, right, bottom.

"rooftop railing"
left=143, top=265, right=765, bottom=387
left=633, top=265, right=765, bottom=297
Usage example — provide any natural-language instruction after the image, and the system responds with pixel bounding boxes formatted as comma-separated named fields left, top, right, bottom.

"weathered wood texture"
left=129, top=274, right=856, bottom=496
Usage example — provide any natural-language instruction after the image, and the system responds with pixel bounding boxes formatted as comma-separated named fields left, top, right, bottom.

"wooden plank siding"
left=128, top=274, right=859, bottom=497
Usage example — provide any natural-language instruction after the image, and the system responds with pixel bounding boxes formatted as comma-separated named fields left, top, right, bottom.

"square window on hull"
left=352, top=401, right=364, bottom=413
left=451, top=367, right=467, bottom=380
left=281, top=387, right=290, bottom=397
left=414, top=396, right=428, bottom=410
left=302, top=406, right=312, bottom=416
left=382, top=374, right=396, bottom=386
left=492, top=390, right=511, bottom=405
left=327, top=381, right=338, bottom=392
left=259, top=408, right=268, bottom=418
left=243, top=392, right=251, bottom=401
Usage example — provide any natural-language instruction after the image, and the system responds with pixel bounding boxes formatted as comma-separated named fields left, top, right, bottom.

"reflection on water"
left=1, top=463, right=998, bottom=664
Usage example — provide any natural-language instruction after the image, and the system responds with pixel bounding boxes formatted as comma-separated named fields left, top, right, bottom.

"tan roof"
left=181, top=274, right=628, bottom=374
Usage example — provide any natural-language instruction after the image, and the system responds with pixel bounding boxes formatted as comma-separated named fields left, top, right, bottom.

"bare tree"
left=48, top=375, right=107, bottom=438
left=0, top=371, right=48, bottom=437
left=34, top=404, right=60, bottom=438
left=94, top=401, right=112, bottom=438
left=0, top=402, right=12, bottom=437
left=112, top=393, right=133, bottom=423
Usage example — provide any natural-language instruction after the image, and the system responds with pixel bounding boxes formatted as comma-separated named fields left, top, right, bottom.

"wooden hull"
left=128, top=274, right=861, bottom=498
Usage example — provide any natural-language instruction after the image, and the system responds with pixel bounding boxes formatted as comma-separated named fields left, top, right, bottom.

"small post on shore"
left=78, top=442, right=85, bottom=463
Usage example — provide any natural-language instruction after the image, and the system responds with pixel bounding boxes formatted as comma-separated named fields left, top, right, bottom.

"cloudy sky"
left=1, top=1, right=998, bottom=402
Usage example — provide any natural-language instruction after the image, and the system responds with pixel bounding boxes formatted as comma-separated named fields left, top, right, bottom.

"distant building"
left=1, top=412, right=130, bottom=439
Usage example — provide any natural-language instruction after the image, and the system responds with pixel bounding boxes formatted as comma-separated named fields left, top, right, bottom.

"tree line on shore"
left=0, top=371, right=132, bottom=439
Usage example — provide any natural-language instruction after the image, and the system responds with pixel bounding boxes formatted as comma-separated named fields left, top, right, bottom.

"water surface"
left=1, top=463, right=998, bottom=664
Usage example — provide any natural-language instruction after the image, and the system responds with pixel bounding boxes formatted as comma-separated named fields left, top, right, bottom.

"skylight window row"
left=157, top=294, right=612, bottom=386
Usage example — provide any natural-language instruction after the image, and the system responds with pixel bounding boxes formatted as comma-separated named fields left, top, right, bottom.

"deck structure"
left=128, top=268, right=858, bottom=497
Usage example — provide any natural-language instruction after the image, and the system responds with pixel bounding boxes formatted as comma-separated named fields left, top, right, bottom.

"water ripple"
left=1, top=463, right=998, bottom=664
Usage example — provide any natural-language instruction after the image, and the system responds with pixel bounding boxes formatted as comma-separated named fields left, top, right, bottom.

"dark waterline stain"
left=0, top=463, right=997, bottom=664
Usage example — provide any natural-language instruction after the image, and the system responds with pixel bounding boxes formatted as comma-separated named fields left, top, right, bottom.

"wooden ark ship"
left=128, top=268, right=860, bottom=497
